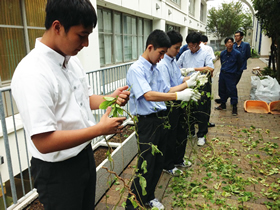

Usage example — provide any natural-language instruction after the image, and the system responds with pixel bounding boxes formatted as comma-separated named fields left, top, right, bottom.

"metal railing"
left=0, top=62, right=133, bottom=209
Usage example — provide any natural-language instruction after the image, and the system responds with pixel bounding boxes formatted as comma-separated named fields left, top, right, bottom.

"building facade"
left=0, top=0, right=208, bottom=85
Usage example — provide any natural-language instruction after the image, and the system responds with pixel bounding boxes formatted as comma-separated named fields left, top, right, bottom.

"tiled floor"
left=95, top=58, right=280, bottom=210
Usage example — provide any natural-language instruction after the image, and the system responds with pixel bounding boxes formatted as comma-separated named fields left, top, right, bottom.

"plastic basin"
left=244, top=100, right=269, bottom=114
left=269, top=100, right=280, bottom=115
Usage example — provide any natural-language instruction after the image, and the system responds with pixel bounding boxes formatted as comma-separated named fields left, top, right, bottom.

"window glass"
left=0, top=28, right=26, bottom=81
left=124, top=15, right=132, bottom=35
left=124, top=35, right=132, bottom=61
left=0, top=0, right=22, bottom=25
left=200, top=3, right=204, bottom=22
left=189, top=0, right=195, bottom=16
left=114, top=35, right=123, bottom=63
left=28, top=29, right=45, bottom=49
left=114, top=12, right=122, bottom=34
left=98, top=7, right=152, bottom=66
left=25, top=0, right=47, bottom=27
left=137, top=18, right=144, bottom=57
left=144, top=19, right=152, bottom=42
left=132, top=17, right=137, bottom=35
left=99, top=34, right=105, bottom=66
left=132, top=36, right=137, bottom=59
left=103, top=10, right=112, bottom=33
left=165, top=24, right=180, bottom=32
left=98, top=9, right=103, bottom=32
left=104, top=35, right=112, bottom=64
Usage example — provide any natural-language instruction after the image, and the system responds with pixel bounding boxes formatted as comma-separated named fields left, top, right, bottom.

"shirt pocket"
left=79, top=76, right=89, bottom=99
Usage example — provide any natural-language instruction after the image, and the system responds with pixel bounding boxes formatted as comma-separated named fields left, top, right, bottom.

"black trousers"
left=164, top=103, right=188, bottom=170
left=190, top=79, right=212, bottom=138
left=31, top=145, right=96, bottom=210
left=126, top=114, right=168, bottom=209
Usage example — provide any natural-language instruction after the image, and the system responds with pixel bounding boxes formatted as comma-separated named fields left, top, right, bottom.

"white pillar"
left=77, top=0, right=101, bottom=72
left=153, top=19, right=166, bottom=31
left=181, top=26, right=188, bottom=45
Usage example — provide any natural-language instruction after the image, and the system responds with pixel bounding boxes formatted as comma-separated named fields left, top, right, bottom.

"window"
left=189, top=0, right=195, bottom=16
left=98, top=7, right=152, bottom=66
left=170, top=0, right=181, bottom=6
left=200, top=3, right=205, bottom=22
left=0, top=0, right=46, bottom=83
left=166, top=24, right=180, bottom=32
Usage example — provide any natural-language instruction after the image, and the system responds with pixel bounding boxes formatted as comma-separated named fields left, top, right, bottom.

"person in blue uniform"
left=176, top=43, right=189, bottom=60
left=215, top=37, right=242, bottom=116
left=157, top=30, right=195, bottom=176
left=233, top=30, right=251, bottom=84
left=125, top=29, right=200, bottom=210
left=215, top=31, right=251, bottom=104
left=177, top=32, right=214, bottom=146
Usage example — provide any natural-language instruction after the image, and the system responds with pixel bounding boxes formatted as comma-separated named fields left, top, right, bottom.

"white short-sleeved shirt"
left=11, top=38, right=96, bottom=162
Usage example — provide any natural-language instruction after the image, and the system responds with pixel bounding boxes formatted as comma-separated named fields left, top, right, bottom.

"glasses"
left=188, top=43, right=199, bottom=49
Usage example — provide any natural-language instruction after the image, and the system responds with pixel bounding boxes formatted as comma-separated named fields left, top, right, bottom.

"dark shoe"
left=208, top=122, right=215, bottom=127
left=215, top=103, right=226, bottom=110
left=232, top=106, right=238, bottom=116
left=215, top=98, right=222, bottom=103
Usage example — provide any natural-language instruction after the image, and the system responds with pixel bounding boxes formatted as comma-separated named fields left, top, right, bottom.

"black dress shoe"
left=208, top=122, right=215, bottom=127
left=215, top=98, right=222, bottom=103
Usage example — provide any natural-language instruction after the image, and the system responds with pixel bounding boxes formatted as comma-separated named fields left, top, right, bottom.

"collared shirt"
left=176, top=48, right=214, bottom=76
left=220, top=49, right=242, bottom=74
left=233, top=41, right=251, bottom=71
left=200, top=43, right=216, bottom=60
left=11, top=38, right=95, bottom=162
left=176, top=44, right=189, bottom=60
left=126, top=56, right=170, bottom=115
left=157, top=54, right=184, bottom=87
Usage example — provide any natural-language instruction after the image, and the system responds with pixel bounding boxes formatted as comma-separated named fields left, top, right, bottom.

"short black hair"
left=224, top=37, right=234, bottom=44
left=166, top=30, right=183, bottom=45
left=201, top=35, right=208, bottom=42
left=186, top=32, right=201, bottom=44
left=146, top=29, right=171, bottom=49
left=235, top=30, right=244, bottom=37
left=45, top=0, right=97, bottom=33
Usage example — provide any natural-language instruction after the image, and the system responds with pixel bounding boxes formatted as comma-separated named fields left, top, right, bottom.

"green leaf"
left=104, top=96, right=116, bottom=101
left=128, top=196, right=138, bottom=208
left=112, top=106, right=118, bottom=117
left=121, top=202, right=126, bottom=208
left=139, top=175, right=147, bottom=196
left=141, top=160, right=148, bottom=174
left=99, top=100, right=111, bottom=109
left=151, top=144, right=163, bottom=156
left=117, top=107, right=124, bottom=115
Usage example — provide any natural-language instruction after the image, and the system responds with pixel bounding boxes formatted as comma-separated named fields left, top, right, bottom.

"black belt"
left=137, top=110, right=167, bottom=118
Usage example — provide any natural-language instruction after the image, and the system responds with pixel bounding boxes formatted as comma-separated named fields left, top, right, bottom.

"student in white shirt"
left=200, top=35, right=216, bottom=60
left=11, top=1, right=130, bottom=209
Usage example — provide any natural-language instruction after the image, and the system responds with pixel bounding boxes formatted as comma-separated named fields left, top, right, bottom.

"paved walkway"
left=96, top=58, right=280, bottom=210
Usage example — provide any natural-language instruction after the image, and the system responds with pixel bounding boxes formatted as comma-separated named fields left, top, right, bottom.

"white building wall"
left=77, top=0, right=207, bottom=72
left=260, top=35, right=271, bottom=57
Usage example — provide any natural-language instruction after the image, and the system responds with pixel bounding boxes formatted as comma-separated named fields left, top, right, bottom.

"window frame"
left=98, top=6, right=152, bottom=67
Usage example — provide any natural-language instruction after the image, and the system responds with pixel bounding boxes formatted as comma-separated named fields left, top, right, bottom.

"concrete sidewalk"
left=95, top=58, right=280, bottom=210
